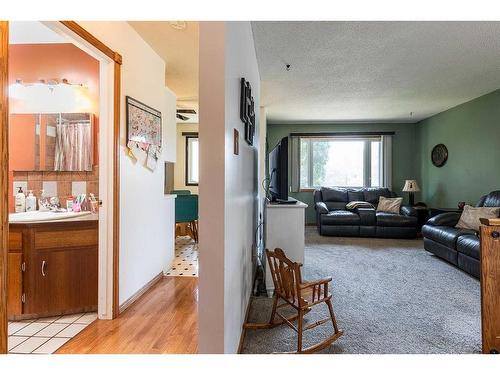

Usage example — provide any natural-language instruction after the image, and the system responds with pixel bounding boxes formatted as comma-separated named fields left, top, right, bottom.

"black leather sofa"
left=422, top=190, right=500, bottom=279
left=314, top=187, right=418, bottom=238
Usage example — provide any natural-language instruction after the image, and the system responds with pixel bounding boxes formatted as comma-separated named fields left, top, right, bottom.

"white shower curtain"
left=54, top=121, right=93, bottom=171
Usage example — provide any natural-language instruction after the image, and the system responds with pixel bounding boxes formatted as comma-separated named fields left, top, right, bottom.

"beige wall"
left=174, top=122, right=199, bottom=194
left=199, top=21, right=226, bottom=354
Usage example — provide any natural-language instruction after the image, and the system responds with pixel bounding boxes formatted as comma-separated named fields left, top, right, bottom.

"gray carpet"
left=241, top=227, right=481, bottom=354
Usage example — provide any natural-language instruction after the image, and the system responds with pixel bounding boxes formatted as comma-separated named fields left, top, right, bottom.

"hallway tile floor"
left=166, top=236, right=198, bottom=277
left=8, top=312, right=97, bottom=354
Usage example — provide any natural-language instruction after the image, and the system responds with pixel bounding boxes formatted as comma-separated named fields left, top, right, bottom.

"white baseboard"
left=119, top=272, right=164, bottom=314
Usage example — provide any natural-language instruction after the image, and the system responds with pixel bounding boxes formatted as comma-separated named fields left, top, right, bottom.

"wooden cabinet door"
left=7, top=253, right=23, bottom=317
left=24, top=247, right=98, bottom=315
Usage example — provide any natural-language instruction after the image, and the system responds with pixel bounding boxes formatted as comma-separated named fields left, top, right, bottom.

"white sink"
left=9, top=211, right=92, bottom=223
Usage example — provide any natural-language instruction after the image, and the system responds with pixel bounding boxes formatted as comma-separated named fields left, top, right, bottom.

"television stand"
left=271, top=198, right=298, bottom=205
left=264, top=199, right=308, bottom=297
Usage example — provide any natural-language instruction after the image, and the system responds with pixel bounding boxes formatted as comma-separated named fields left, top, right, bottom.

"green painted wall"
left=267, top=123, right=418, bottom=224
left=415, top=89, right=500, bottom=208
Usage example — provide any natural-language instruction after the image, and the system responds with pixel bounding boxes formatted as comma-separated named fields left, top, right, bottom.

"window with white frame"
left=299, top=136, right=383, bottom=189
left=186, top=135, right=199, bottom=185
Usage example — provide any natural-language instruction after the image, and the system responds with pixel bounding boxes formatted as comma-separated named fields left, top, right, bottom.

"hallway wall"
left=78, top=21, right=177, bottom=306
left=199, top=21, right=261, bottom=354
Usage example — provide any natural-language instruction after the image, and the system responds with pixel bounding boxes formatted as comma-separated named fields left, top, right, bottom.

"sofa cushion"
left=321, top=210, right=360, bottom=225
left=348, top=189, right=364, bottom=202
left=363, top=187, right=392, bottom=204
left=345, top=201, right=375, bottom=210
left=356, top=208, right=376, bottom=226
left=456, top=205, right=500, bottom=231
left=482, top=190, right=500, bottom=207
left=325, top=202, right=348, bottom=211
left=321, top=187, right=348, bottom=203
left=377, top=196, right=403, bottom=214
left=376, top=212, right=417, bottom=227
left=421, top=225, right=476, bottom=248
left=456, top=234, right=480, bottom=260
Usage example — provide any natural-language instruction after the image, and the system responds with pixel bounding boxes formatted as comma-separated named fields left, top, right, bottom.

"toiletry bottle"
left=66, top=196, right=74, bottom=212
left=15, top=187, right=26, bottom=213
left=26, top=190, right=37, bottom=212
left=39, top=189, right=48, bottom=212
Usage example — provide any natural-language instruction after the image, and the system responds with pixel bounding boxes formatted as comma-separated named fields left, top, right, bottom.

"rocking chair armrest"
left=299, top=277, right=332, bottom=289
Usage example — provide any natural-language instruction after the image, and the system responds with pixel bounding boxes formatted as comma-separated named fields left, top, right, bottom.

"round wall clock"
left=431, top=144, right=448, bottom=167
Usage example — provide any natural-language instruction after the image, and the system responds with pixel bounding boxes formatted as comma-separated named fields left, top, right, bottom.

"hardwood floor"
left=56, top=276, right=198, bottom=354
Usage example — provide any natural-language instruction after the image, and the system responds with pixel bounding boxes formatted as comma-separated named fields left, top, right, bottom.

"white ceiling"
left=251, top=21, right=500, bottom=123
left=9, top=21, right=67, bottom=44
left=129, top=21, right=199, bottom=113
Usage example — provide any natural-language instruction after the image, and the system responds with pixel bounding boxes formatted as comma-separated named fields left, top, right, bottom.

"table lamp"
left=403, top=179, right=420, bottom=206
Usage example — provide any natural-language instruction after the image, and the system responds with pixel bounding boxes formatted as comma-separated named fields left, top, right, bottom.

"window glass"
left=299, top=137, right=383, bottom=189
left=187, top=137, right=199, bottom=185
left=312, top=140, right=364, bottom=187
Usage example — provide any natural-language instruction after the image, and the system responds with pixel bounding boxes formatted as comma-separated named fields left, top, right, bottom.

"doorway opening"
left=129, top=22, right=200, bottom=280
left=2, top=21, right=120, bottom=354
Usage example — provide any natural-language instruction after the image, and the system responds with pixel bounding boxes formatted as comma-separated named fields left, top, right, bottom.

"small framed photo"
left=234, top=128, right=239, bottom=155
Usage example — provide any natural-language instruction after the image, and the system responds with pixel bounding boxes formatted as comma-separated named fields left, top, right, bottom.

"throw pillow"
left=456, top=205, right=500, bottom=231
left=376, top=196, right=403, bottom=214
left=345, top=201, right=375, bottom=210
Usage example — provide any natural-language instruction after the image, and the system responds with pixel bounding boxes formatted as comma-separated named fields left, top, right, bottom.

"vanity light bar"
left=13, top=78, right=87, bottom=88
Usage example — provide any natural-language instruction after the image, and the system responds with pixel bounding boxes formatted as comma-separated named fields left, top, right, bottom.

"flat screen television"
left=268, top=137, right=295, bottom=204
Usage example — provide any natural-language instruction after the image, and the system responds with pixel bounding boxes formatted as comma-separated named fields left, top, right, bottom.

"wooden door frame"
left=0, top=21, right=122, bottom=354
left=0, top=21, right=9, bottom=354
left=59, top=21, right=122, bottom=320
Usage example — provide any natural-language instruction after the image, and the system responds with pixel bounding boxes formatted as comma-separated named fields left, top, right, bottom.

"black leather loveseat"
left=314, top=187, right=418, bottom=238
left=422, top=190, right=500, bottom=278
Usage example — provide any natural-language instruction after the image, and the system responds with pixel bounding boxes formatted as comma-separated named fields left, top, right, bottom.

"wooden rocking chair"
left=243, top=248, right=343, bottom=354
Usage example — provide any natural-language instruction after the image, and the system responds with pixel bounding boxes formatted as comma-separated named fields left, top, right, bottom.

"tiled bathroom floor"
left=8, top=312, right=97, bottom=354
left=166, top=236, right=198, bottom=277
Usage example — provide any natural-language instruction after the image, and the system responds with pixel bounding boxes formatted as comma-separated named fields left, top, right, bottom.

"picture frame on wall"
left=126, top=96, right=162, bottom=146
left=240, top=78, right=255, bottom=146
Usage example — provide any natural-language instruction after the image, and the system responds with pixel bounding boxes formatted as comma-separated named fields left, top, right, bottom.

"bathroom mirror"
left=9, top=112, right=94, bottom=171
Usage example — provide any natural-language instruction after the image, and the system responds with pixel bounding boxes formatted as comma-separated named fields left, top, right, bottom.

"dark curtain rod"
left=182, top=132, right=199, bottom=137
left=290, top=131, right=395, bottom=137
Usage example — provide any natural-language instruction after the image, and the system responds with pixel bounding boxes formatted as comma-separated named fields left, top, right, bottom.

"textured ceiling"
left=129, top=21, right=199, bottom=110
left=251, top=21, right=500, bottom=123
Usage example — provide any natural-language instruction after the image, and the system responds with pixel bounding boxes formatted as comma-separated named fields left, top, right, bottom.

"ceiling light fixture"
left=169, top=21, right=187, bottom=30
left=285, top=64, right=291, bottom=71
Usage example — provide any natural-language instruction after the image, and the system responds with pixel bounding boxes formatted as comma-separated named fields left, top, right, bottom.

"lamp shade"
left=402, top=179, right=420, bottom=192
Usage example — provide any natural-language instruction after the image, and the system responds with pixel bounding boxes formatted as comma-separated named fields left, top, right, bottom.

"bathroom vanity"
left=7, top=212, right=98, bottom=320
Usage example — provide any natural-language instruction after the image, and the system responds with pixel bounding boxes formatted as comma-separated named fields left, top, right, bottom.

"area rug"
left=241, top=227, right=481, bottom=354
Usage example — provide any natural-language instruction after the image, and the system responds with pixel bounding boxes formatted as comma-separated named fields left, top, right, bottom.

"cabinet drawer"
left=9, top=231, right=22, bottom=251
left=35, top=229, right=98, bottom=249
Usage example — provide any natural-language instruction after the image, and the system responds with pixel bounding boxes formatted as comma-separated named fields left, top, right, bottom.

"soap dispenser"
left=15, top=187, right=26, bottom=213
left=26, top=190, right=37, bottom=212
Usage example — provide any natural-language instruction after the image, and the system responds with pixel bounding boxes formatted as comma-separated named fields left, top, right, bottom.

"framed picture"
left=240, top=78, right=255, bottom=146
left=126, top=96, right=162, bottom=146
